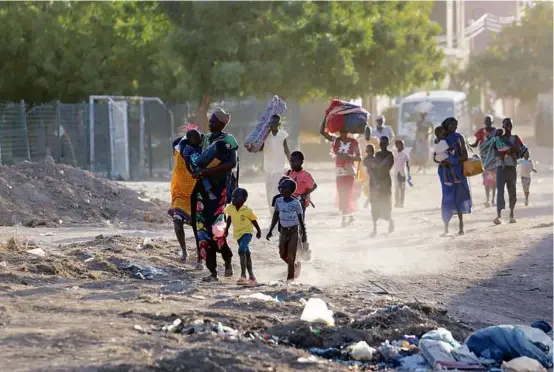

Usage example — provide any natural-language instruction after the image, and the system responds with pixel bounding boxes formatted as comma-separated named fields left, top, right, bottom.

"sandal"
left=245, top=278, right=258, bottom=287
left=237, top=277, right=249, bottom=286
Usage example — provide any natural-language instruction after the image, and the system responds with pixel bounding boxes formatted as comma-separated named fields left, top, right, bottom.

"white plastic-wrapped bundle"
left=243, top=96, right=287, bottom=153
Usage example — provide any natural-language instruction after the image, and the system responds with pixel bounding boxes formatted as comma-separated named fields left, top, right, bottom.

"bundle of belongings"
left=323, top=99, right=370, bottom=134
left=243, top=95, right=287, bottom=153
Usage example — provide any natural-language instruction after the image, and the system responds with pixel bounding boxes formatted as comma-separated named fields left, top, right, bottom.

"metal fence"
left=0, top=97, right=302, bottom=179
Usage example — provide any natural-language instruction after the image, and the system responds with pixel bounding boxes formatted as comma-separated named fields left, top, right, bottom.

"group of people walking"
left=319, top=114, right=411, bottom=235
left=435, top=115, right=531, bottom=236
left=169, top=109, right=313, bottom=284
left=168, top=106, right=533, bottom=285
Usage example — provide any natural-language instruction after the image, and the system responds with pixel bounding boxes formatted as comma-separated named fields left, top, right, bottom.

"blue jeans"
left=196, top=142, right=218, bottom=168
left=237, top=234, right=253, bottom=255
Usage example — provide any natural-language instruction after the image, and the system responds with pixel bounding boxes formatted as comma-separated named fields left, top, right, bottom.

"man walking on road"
left=372, top=115, right=395, bottom=143
left=263, top=114, right=291, bottom=215
left=494, top=118, right=524, bottom=225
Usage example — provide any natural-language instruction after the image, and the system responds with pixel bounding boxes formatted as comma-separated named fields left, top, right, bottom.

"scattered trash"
left=267, top=281, right=281, bottom=287
left=397, top=354, right=429, bottom=370
left=141, top=238, right=154, bottom=249
left=420, top=339, right=457, bottom=367
left=164, top=318, right=182, bottom=333
left=309, top=347, right=345, bottom=360
left=465, top=324, right=553, bottom=368
left=299, top=298, right=308, bottom=306
left=39, top=232, right=55, bottom=236
left=501, top=356, right=547, bottom=372
left=348, top=341, right=376, bottom=361
left=310, top=327, right=321, bottom=335
left=300, top=298, right=335, bottom=326
left=239, top=293, right=280, bottom=303
left=451, top=344, right=488, bottom=364
left=0, top=261, right=7, bottom=267
left=81, top=251, right=94, bottom=261
left=138, top=196, right=151, bottom=203
left=422, top=328, right=461, bottom=348
left=531, top=320, right=552, bottom=334
left=134, top=325, right=146, bottom=333
left=27, top=248, right=47, bottom=257
left=114, top=260, right=166, bottom=280
left=371, top=304, right=410, bottom=315
left=190, top=295, right=206, bottom=300
left=379, top=340, right=402, bottom=361
left=297, top=355, right=325, bottom=364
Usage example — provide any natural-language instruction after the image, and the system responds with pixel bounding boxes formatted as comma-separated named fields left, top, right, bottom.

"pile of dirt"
left=0, top=235, right=183, bottom=282
left=0, top=160, right=170, bottom=227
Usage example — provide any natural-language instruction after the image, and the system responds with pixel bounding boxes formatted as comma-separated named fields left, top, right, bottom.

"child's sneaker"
left=294, top=262, right=301, bottom=279
left=245, top=278, right=258, bottom=287
left=237, top=277, right=248, bottom=286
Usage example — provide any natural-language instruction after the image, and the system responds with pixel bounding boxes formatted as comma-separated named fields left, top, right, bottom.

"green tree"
left=160, top=1, right=444, bottom=128
left=464, top=2, right=553, bottom=104
left=0, top=2, right=170, bottom=103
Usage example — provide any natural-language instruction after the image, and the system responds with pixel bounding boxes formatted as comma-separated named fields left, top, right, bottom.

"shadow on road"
left=447, top=233, right=553, bottom=327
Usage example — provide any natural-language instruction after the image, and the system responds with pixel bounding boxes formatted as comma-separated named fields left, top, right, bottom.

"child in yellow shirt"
left=224, top=188, right=262, bottom=286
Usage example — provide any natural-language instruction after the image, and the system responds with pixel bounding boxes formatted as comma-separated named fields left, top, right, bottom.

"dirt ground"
left=0, top=136, right=552, bottom=371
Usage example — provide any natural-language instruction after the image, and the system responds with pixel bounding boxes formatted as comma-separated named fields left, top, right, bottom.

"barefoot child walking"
left=518, top=151, right=536, bottom=206
left=224, top=188, right=262, bottom=286
left=285, top=151, right=316, bottom=260
left=393, top=140, right=411, bottom=208
left=266, top=179, right=307, bottom=281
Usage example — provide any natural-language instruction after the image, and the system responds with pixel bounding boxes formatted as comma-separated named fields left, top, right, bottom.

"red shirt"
left=474, top=127, right=495, bottom=145
left=332, top=137, right=360, bottom=176
left=286, top=169, right=316, bottom=206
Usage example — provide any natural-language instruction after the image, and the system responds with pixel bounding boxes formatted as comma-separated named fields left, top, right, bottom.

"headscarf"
left=441, top=117, right=457, bottom=131
left=210, top=107, right=231, bottom=126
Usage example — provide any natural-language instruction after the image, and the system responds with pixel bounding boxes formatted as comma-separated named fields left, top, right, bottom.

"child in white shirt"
left=434, top=126, right=461, bottom=186
left=393, top=140, right=411, bottom=208
left=517, top=150, right=537, bottom=206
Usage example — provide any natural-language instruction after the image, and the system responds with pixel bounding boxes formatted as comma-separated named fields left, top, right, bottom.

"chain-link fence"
left=0, top=97, right=302, bottom=179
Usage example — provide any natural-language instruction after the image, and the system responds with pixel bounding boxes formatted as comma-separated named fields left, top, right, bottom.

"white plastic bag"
left=349, top=341, right=376, bottom=361
left=421, top=327, right=461, bottom=348
left=501, top=357, right=547, bottom=372
left=300, top=298, right=335, bottom=326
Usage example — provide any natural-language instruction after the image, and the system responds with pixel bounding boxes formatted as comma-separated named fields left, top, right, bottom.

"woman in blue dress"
left=433, top=117, right=472, bottom=235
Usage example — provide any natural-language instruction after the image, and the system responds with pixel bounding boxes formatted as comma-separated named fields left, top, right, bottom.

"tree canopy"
left=460, top=2, right=553, bottom=104
left=0, top=1, right=445, bottom=116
